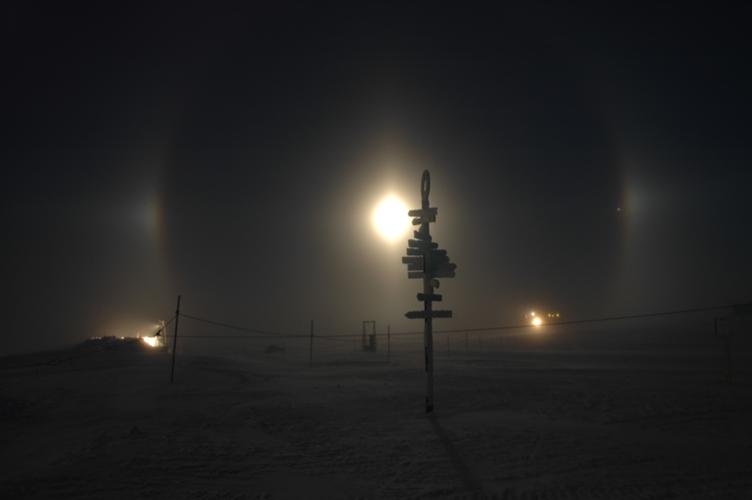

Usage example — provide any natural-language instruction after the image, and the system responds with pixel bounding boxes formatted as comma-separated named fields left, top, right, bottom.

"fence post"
left=170, top=295, right=181, bottom=384
left=715, top=316, right=734, bottom=381
left=387, top=324, right=391, bottom=361
left=724, top=335, right=733, bottom=381
left=309, top=319, right=314, bottom=367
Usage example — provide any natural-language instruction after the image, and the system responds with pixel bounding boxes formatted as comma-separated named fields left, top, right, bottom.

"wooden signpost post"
left=402, top=170, right=456, bottom=413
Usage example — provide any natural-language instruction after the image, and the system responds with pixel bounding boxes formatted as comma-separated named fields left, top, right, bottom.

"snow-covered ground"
left=1, top=339, right=751, bottom=499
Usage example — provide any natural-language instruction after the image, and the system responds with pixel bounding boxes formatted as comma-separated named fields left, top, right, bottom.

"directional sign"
left=401, top=256, right=423, bottom=264
left=408, top=270, right=455, bottom=279
left=413, top=228, right=431, bottom=240
left=408, top=208, right=438, bottom=218
left=405, top=259, right=451, bottom=272
left=403, top=255, right=449, bottom=265
left=434, top=262, right=456, bottom=273
left=409, top=209, right=437, bottom=225
left=417, top=293, right=442, bottom=301
left=431, top=270, right=456, bottom=278
left=408, top=239, right=438, bottom=249
left=405, top=248, right=449, bottom=258
left=408, top=262, right=456, bottom=278
left=405, top=310, right=453, bottom=319
left=427, top=255, right=450, bottom=266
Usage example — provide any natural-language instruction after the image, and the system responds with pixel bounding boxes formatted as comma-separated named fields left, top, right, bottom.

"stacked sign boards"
left=402, top=170, right=456, bottom=413
left=402, top=171, right=456, bottom=321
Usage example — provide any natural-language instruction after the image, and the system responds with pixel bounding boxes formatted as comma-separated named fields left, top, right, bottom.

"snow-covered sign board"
left=405, top=310, right=453, bottom=319
left=402, top=170, right=457, bottom=413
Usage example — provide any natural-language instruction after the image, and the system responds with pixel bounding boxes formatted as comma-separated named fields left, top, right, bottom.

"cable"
left=432, top=303, right=733, bottom=335
left=173, top=303, right=736, bottom=341
left=180, top=313, right=291, bottom=337
left=180, top=334, right=307, bottom=339
left=351, top=303, right=735, bottom=337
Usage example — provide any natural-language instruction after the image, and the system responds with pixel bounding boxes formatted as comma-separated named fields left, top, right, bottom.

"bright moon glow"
left=531, top=316, right=543, bottom=327
left=372, top=195, right=410, bottom=242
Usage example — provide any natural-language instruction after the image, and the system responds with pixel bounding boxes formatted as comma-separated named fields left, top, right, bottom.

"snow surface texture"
left=1, top=337, right=751, bottom=499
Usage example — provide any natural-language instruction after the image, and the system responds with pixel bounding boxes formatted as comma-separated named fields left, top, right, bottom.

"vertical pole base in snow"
left=170, top=294, right=181, bottom=384
left=309, top=319, right=314, bottom=368
left=387, top=324, right=391, bottom=362
left=424, top=314, right=434, bottom=414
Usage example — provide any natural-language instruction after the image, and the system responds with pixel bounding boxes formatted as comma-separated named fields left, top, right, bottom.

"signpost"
left=402, top=170, right=456, bottom=413
left=170, top=295, right=181, bottom=384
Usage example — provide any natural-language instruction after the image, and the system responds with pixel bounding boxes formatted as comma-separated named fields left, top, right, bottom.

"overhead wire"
left=173, top=303, right=736, bottom=340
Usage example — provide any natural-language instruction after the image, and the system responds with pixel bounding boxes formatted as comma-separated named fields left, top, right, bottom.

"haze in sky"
left=3, top=4, right=752, bottom=354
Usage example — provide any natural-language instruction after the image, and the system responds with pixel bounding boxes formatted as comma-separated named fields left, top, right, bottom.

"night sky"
left=4, top=3, right=752, bottom=354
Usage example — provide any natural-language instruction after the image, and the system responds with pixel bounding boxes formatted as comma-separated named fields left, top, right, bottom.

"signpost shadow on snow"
left=427, top=413, right=484, bottom=496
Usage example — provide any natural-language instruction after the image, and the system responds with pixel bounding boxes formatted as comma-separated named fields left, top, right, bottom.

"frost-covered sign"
left=402, top=170, right=456, bottom=413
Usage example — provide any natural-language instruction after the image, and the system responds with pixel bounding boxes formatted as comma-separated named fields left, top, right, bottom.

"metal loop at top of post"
left=421, top=170, right=431, bottom=208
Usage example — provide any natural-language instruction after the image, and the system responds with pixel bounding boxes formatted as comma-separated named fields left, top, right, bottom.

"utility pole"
left=159, top=319, right=166, bottom=350
left=170, top=295, right=181, bottom=384
left=402, top=170, right=456, bottom=413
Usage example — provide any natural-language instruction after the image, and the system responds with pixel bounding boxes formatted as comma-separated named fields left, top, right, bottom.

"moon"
left=372, top=194, right=410, bottom=243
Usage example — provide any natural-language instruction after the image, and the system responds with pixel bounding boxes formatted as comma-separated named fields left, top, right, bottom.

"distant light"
left=531, top=316, right=543, bottom=327
left=142, top=336, right=160, bottom=348
left=530, top=311, right=536, bottom=317
left=372, top=195, right=410, bottom=242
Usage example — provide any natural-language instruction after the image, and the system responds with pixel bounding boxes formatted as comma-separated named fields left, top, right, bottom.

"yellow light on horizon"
left=372, top=194, right=410, bottom=242
left=531, top=316, right=543, bottom=327
left=142, top=336, right=160, bottom=348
